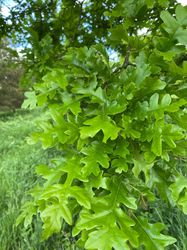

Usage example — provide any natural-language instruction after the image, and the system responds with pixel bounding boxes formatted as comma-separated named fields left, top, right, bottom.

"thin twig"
left=123, top=44, right=131, bottom=68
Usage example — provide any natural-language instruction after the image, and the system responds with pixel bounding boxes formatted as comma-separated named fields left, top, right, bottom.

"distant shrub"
left=0, top=38, right=24, bottom=111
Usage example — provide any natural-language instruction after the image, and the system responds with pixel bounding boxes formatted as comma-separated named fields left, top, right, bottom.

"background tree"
left=4, top=0, right=179, bottom=85
left=0, top=38, right=23, bottom=111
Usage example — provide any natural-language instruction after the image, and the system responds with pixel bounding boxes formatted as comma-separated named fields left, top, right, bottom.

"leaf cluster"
left=16, top=1, right=187, bottom=249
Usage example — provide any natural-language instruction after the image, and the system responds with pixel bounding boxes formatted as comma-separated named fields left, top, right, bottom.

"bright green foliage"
left=17, top=1, right=187, bottom=249
left=22, top=92, right=37, bottom=109
left=169, top=176, right=187, bottom=214
left=134, top=217, right=176, bottom=249
left=80, top=115, right=121, bottom=142
left=41, top=202, right=72, bottom=239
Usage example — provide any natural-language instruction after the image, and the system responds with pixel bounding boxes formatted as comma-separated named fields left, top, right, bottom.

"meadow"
left=0, top=110, right=78, bottom=250
left=0, top=110, right=186, bottom=250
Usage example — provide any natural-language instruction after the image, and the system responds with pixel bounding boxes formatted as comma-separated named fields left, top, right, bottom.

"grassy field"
left=0, top=110, right=77, bottom=250
left=0, top=110, right=186, bottom=250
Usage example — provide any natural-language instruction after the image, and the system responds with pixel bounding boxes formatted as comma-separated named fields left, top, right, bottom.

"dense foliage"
left=1, top=0, right=187, bottom=249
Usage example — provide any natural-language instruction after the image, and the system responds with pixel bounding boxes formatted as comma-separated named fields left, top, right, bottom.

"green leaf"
left=151, top=127, right=162, bottom=156
left=149, top=79, right=166, bottom=91
left=145, top=93, right=180, bottom=120
left=161, top=94, right=171, bottom=106
left=176, top=5, right=187, bottom=26
left=105, top=98, right=127, bottom=115
left=145, top=0, right=154, bottom=8
left=60, top=157, right=88, bottom=186
left=109, top=24, right=128, bottom=44
left=69, top=186, right=91, bottom=209
left=115, top=208, right=139, bottom=248
left=93, top=44, right=109, bottom=63
left=166, top=98, right=187, bottom=112
left=21, top=91, right=37, bottom=109
left=73, top=209, right=114, bottom=236
left=73, top=75, right=106, bottom=103
left=150, top=93, right=159, bottom=110
left=38, top=184, right=65, bottom=200
left=16, top=202, right=37, bottom=228
left=113, top=140, right=130, bottom=158
left=170, top=176, right=187, bottom=201
left=80, top=115, right=120, bottom=143
left=109, top=176, right=137, bottom=210
left=160, top=10, right=178, bottom=34
left=74, top=208, right=139, bottom=249
left=162, top=124, right=184, bottom=148
left=112, top=158, right=128, bottom=173
left=174, top=27, right=187, bottom=45
left=169, top=176, right=187, bottom=214
left=158, top=0, right=169, bottom=7
left=121, top=115, right=141, bottom=139
left=133, top=153, right=154, bottom=182
left=135, top=52, right=151, bottom=85
left=134, top=216, right=176, bottom=249
left=178, top=193, right=187, bottom=214
left=42, top=68, right=68, bottom=89
left=81, top=141, right=111, bottom=176
left=85, top=225, right=130, bottom=250
left=36, top=164, right=63, bottom=186
left=41, top=202, right=72, bottom=239
left=60, top=92, right=81, bottom=115
left=149, top=93, right=171, bottom=111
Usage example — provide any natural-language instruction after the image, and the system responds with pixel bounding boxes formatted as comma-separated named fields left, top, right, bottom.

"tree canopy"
left=1, top=0, right=187, bottom=249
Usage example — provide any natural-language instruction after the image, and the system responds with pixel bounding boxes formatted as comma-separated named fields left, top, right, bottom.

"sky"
left=1, top=0, right=187, bottom=16
left=1, top=0, right=16, bottom=17
left=178, top=0, right=187, bottom=5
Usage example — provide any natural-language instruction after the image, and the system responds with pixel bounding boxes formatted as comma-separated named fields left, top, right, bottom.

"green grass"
left=147, top=200, right=187, bottom=250
left=0, top=110, right=78, bottom=250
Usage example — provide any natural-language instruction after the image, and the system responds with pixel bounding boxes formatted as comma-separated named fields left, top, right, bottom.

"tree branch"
left=71, top=0, right=85, bottom=43
left=123, top=44, right=131, bottom=68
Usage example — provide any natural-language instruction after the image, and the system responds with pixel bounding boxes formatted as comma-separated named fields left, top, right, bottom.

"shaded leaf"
left=134, top=216, right=176, bottom=249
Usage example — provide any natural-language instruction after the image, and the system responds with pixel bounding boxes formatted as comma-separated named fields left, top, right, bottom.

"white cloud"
left=177, top=0, right=187, bottom=6
left=1, top=0, right=16, bottom=17
left=1, top=0, right=187, bottom=18
left=1, top=6, right=10, bottom=17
